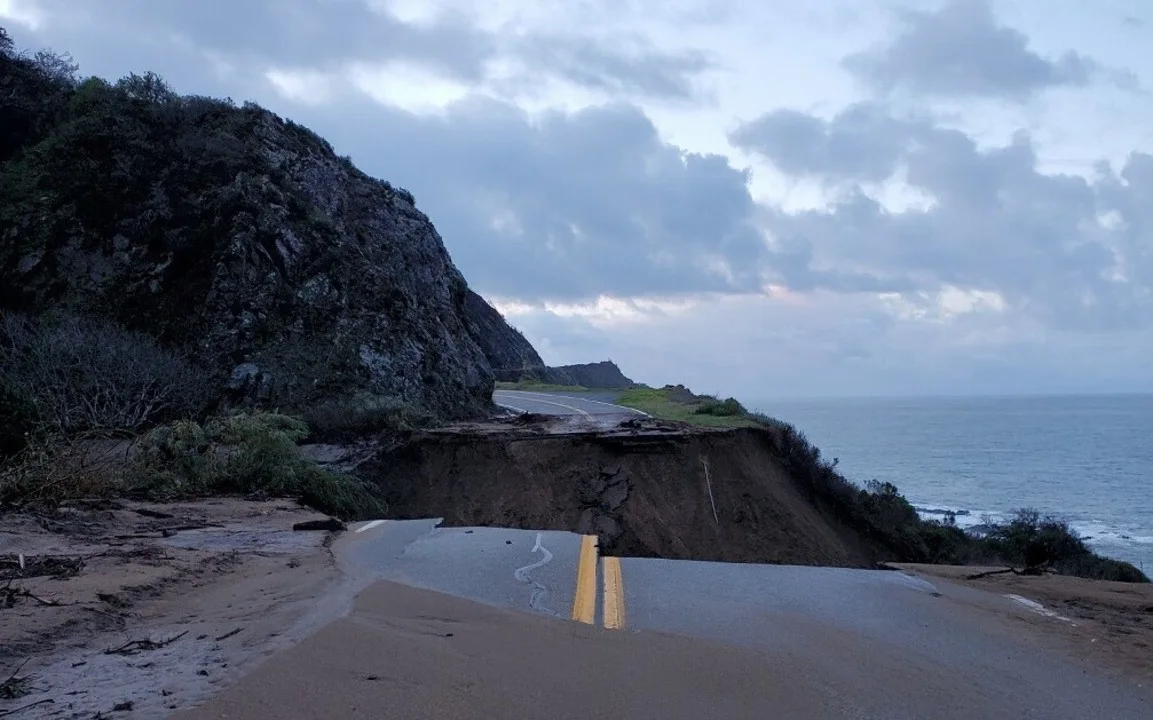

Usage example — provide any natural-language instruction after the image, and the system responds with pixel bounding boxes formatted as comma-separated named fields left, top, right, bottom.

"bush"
left=982, top=509, right=1147, bottom=582
left=0, top=379, right=37, bottom=457
left=0, top=312, right=211, bottom=435
left=694, top=397, right=746, bottom=417
left=302, top=394, right=436, bottom=442
left=0, top=429, right=134, bottom=506
left=130, top=411, right=385, bottom=520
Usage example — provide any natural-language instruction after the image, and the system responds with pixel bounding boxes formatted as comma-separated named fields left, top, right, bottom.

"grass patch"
left=614, top=387, right=762, bottom=428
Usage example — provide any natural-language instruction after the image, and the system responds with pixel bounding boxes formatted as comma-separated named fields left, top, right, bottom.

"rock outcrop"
left=462, top=290, right=545, bottom=382
left=0, top=43, right=499, bottom=418
left=537, top=361, right=636, bottom=389
left=459, top=292, right=636, bottom=388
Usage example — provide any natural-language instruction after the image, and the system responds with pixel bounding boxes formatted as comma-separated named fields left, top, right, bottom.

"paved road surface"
left=337, top=520, right=1152, bottom=719
left=493, top=389, right=646, bottom=418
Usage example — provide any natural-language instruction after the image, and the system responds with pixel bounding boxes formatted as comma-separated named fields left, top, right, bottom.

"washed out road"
left=492, top=389, right=647, bottom=418
left=183, top=520, right=1152, bottom=720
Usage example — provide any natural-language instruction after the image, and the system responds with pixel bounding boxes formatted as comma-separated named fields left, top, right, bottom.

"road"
left=333, top=521, right=1151, bottom=720
left=493, top=389, right=647, bottom=418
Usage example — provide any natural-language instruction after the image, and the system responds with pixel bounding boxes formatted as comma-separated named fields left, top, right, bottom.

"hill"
left=0, top=27, right=501, bottom=419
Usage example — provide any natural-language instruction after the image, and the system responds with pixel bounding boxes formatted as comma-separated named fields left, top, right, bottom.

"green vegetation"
left=0, top=411, right=386, bottom=520
left=0, top=312, right=210, bottom=439
left=131, top=412, right=385, bottom=520
left=615, top=386, right=763, bottom=428
left=0, top=311, right=388, bottom=519
left=764, top=420, right=1148, bottom=583
left=302, top=393, right=438, bottom=442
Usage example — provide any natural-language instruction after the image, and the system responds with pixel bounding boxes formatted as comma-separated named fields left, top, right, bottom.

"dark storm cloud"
left=843, top=0, right=1099, bottom=100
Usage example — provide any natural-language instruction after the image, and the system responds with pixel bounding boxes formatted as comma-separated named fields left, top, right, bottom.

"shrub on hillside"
left=755, top=416, right=1149, bottom=583
left=694, top=397, right=746, bottom=417
left=131, top=411, right=385, bottom=520
left=0, top=312, right=211, bottom=435
left=302, top=393, right=436, bottom=442
left=982, top=509, right=1148, bottom=582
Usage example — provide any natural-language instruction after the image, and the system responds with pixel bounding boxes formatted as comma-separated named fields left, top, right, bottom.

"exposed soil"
left=353, top=415, right=877, bottom=568
left=894, top=564, right=1153, bottom=685
left=0, top=499, right=350, bottom=719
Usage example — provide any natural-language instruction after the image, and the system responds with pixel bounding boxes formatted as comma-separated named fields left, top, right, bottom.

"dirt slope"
left=357, top=418, right=875, bottom=568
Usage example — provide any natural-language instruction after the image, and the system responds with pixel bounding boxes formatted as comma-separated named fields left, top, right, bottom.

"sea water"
left=749, top=394, right=1153, bottom=573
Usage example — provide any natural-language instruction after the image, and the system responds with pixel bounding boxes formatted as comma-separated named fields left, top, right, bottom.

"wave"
left=914, top=506, right=1153, bottom=550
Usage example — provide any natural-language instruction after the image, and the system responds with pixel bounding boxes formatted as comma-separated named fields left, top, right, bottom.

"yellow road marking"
left=602, top=556, right=626, bottom=630
left=571, top=534, right=598, bottom=624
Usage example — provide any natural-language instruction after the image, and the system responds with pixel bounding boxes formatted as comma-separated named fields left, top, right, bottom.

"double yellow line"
left=571, top=535, right=626, bottom=630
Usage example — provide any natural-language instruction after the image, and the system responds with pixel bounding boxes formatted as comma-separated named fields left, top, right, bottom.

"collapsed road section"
left=312, top=414, right=878, bottom=569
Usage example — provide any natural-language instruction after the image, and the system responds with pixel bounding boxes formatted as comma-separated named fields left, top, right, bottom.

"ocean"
left=748, top=394, right=1153, bottom=574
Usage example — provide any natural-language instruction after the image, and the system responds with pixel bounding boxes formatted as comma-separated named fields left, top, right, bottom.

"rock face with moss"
left=0, top=32, right=496, bottom=418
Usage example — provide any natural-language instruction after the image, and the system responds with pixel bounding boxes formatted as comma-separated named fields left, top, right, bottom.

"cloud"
left=5, top=0, right=1153, bottom=397
left=501, top=288, right=1153, bottom=399
left=512, top=34, right=713, bottom=101
left=843, top=0, right=1100, bottom=100
left=9, top=0, right=714, bottom=103
left=728, top=102, right=921, bottom=183
left=286, top=93, right=770, bottom=302
left=739, top=101, right=1153, bottom=331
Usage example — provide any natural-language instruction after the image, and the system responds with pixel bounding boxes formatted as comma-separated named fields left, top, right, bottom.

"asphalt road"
left=340, top=521, right=1152, bottom=720
left=341, top=520, right=593, bottom=622
left=492, top=389, right=646, bottom=418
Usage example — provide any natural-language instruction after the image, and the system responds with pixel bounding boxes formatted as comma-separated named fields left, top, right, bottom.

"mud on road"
left=0, top=500, right=350, bottom=719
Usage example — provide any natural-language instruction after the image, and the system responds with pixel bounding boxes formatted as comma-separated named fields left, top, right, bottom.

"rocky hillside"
left=0, top=29, right=504, bottom=418
left=462, top=290, right=545, bottom=382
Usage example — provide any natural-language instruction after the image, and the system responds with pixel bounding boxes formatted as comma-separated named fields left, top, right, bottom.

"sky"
left=3, top=0, right=1152, bottom=400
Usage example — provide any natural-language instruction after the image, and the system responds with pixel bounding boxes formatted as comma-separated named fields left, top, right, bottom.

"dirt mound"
left=358, top=421, right=876, bottom=567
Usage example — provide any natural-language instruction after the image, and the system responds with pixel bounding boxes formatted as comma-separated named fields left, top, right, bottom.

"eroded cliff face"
left=0, top=61, right=497, bottom=417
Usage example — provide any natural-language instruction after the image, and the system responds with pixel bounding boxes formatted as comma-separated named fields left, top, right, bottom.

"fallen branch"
left=1, top=582, right=65, bottom=609
left=965, top=564, right=1056, bottom=580
left=214, top=627, right=242, bottom=642
left=0, top=555, right=84, bottom=581
left=966, top=567, right=1019, bottom=580
left=104, top=630, right=188, bottom=656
